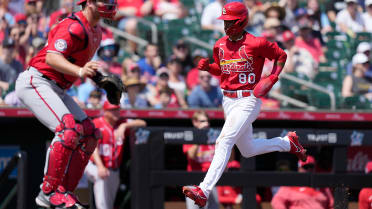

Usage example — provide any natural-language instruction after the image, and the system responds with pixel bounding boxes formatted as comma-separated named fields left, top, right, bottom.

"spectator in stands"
left=295, top=19, right=326, bottom=63
left=342, top=53, right=372, bottom=100
left=152, top=0, right=188, bottom=20
left=0, top=38, right=23, bottom=97
left=264, top=4, right=286, bottom=24
left=359, top=161, right=372, bottom=209
left=77, top=78, right=97, bottom=105
left=0, top=0, right=15, bottom=28
left=9, top=25, right=27, bottom=67
left=121, top=76, right=148, bottom=108
left=261, top=17, right=281, bottom=45
left=186, top=49, right=210, bottom=90
left=201, top=0, right=226, bottom=34
left=85, top=101, right=146, bottom=209
left=147, top=67, right=187, bottom=108
left=307, top=0, right=333, bottom=34
left=48, top=0, right=73, bottom=30
left=243, top=0, right=267, bottom=36
left=363, top=0, right=372, bottom=33
left=97, top=38, right=122, bottom=76
left=137, top=43, right=162, bottom=84
left=187, top=71, right=222, bottom=108
left=183, top=110, right=219, bottom=209
left=325, top=0, right=346, bottom=23
left=116, top=0, right=152, bottom=54
left=271, top=155, right=334, bottom=209
left=282, top=30, right=317, bottom=80
left=167, top=55, right=187, bottom=99
left=26, top=37, right=46, bottom=66
left=122, top=58, right=143, bottom=82
left=346, top=42, right=372, bottom=77
left=278, top=0, right=298, bottom=28
left=86, top=90, right=103, bottom=109
left=171, top=40, right=193, bottom=74
left=336, top=0, right=365, bottom=37
left=153, top=87, right=173, bottom=109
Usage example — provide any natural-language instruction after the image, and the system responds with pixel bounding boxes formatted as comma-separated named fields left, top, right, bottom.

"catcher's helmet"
left=218, top=2, right=248, bottom=37
left=77, top=0, right=117, bottom=19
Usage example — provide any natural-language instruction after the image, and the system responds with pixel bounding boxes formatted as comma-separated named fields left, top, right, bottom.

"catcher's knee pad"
left=82, top=118, right=101, bottom=140
left=42, top=114, right=83, bottom=194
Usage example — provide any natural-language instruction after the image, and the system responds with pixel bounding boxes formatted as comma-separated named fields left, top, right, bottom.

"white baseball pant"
left=199, top=91, right=291, bottom=197
left=85, top=161, right=120, bottom=209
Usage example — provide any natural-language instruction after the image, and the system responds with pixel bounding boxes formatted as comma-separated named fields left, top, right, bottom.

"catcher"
left=15, top=0, right=123, bottom=208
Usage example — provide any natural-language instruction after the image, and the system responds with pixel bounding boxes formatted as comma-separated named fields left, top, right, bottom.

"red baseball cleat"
left=287, top=131, right=307, bottom=162
left=182, top=185, right=207, bottom=208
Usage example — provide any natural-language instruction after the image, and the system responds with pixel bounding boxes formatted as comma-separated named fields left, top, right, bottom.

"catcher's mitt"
left=92, top=71, right=124, bottom=105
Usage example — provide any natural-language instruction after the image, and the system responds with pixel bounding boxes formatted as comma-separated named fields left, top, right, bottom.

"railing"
left=269, top=91, right=317, bottom=110
left=182, top=36, right=213, bottom=51
left=0, top=151, right=27, bottom=209
left=280, top=73, right=337, bottom=110
left=131, top=127, right=372, bottom=209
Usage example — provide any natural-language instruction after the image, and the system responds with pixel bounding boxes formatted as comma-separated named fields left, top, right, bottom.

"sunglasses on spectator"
left=302, top=164, right=315, bottom=170
left=199, top=75, right=211, bottom=79
left=197, top=119, right=209, bottom=123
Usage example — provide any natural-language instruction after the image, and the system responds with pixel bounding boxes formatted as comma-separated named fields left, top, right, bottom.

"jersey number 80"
left=239, top=73, right=255, bottom=84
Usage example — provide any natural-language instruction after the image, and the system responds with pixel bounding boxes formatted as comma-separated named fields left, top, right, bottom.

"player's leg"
left=104, top=170, right=120, bottom=209
left=61, top=94, right=100, bottom=194
left=15, top=72, right=83, bottom=207
left=207, top=187, right=220, bottom=209
left=235, top=123, right=290, bottom=158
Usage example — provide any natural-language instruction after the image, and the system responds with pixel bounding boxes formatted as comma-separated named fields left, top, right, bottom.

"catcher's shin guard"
left=42, top=114, right=83, bottom=194
left=61, top=118, right=101, bottom=191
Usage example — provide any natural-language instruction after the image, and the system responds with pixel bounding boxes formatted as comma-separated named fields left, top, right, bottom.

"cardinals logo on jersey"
left=219, top=46, right=254, bottom=74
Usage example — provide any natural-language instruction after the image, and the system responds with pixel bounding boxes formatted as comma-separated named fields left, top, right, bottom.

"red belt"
left=222, top=90, right=251, bottom=98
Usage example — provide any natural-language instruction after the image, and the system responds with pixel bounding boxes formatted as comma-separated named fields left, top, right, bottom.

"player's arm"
left=115, top=119, right=147, bottom=141
left=197, top=44, right=221, bottom=76
left=186, top=145, right=199, bottom=159
left=91, top=147, right=110, bottom=179
left=253, top=38, right=287, bottom=98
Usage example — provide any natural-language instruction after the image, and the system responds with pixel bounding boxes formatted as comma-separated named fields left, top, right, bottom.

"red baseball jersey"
left=183, top=144, right=215, bottom=172
left=359, top=188, right=372, bottom=209
left=29, top=11, right=102, bottom=89
left=92, top=116, right=128, bottom=169
left=211, top=33, right=286, bottom=91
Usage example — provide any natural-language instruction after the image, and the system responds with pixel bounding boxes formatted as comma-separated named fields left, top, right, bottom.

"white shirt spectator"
left=201, top=1, right=224, bottom=33
left=362, top=12, right=372, bottom=33
left=336, top=9, right=365, bottom=33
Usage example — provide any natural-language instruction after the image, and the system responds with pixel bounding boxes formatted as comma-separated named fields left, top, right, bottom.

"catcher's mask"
left=218, top=2, right=249, bottom=37
left=77, top=0, right=117, bottom=19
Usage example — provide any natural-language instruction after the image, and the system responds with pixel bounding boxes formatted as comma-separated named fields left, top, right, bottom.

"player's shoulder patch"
left=68, top=22, right=85, bottom=40
left=54, top=39, right=68, bottom=52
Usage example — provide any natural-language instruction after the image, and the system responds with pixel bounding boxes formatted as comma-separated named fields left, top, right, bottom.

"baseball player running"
left=15, top=0, right=117, bottom=208
left=182, top=2, right=307, bottom=208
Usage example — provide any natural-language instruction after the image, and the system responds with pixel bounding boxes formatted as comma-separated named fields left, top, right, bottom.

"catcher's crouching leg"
left=61, top=118, right=101, bottom=192
left=42, top=114, right=82, bottom=194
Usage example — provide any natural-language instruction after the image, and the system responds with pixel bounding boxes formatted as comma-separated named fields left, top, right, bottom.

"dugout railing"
left=0, top=151, right=27, bottom=209
left=130, top=127, right=372, bottom=209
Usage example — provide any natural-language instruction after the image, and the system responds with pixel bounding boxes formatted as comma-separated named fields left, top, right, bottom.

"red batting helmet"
left=218, top=2, right=249, bottom=37
left=77, top=0, right=117, bottom=19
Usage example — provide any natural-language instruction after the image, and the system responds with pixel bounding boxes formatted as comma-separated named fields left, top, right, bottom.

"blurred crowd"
left=0, top=0, right=371, bottom=110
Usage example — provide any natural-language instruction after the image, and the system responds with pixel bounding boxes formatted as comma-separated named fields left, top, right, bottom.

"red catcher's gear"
left=61, top=118, right=100, bottom=192
left=77, top=0, right=117, bottom=19
left=42, top=114, right=83, bottom=194
left=218, top=2, right=248, bottom=37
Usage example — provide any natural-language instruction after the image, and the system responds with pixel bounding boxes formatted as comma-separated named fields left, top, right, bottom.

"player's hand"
left=114, top=123, right=127, bottom=141
left=80, top=61, right=101, bottom=78
left=197, top=58, right=210, bottom=71
left=253, top=74, right=278, bottom=98
left=98, top=166, right=110, bottom=179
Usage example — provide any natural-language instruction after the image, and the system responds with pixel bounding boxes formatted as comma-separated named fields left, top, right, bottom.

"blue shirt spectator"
left=187, top=71, right=222, bottom=108
left=77, top=79, right=96, bottom=104
left=137, top=44, right=162, bottom=84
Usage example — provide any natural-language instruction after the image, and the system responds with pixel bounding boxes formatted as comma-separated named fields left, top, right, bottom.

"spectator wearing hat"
left=264, top=4, right=286, bottom=22
left=86, top=90, right=103, bottom=109
left=262, top=17, right=281, bottom=44
left=282, top=30, right=318, bottom=80
left=363, top=0, right=372, bottom=33
left=336, top=0, right=365, bottom=37
left=342, top=53, right=372, bottom=100
left=85, top=101, right=146, bottom=209
left=0, top=38, right=23, bottom=96
left=187, top=70, right=222, bottom=108
left=121, top=76, right=148, bottom=109
left=97, top=38, right=122, bottom=76
left=359, top=161, right=372, bottom=209
left=121, top=57, right=143, bottom=82
left=295, top=18, right=326, bottom=63
left=201, top=0, right=226, bottom=34
left=147, top=67, right=187, bottom=108
left=271, top=155, right=334, bottom=209
left=167, top=55, right=187, bottom=99
left=346, top=42, right=372, bottom=76
left=137, top=43, right=162, bottom=84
